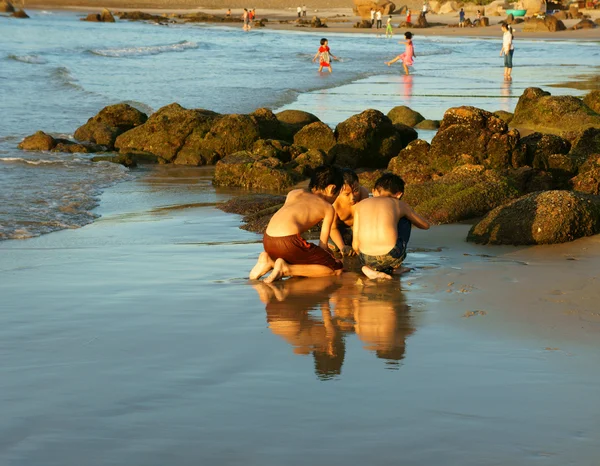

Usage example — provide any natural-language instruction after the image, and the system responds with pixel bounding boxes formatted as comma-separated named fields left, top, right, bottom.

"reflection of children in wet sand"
left=330, top=168, right=370, bottom=256
left=353, top=173, right=430, bottom=280
left=312, top=38, right=338, bottom=74
left=385, top=31, right=416, bottom=75
left=249, top=166, right=344, bottom=283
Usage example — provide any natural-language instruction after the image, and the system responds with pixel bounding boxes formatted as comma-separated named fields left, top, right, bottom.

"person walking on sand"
left=500, top=22, right=515, bottom=80
left=385, top=31, right=416, bottom=75
left=385, top=15, right=394, bottom=37
left=376, top=9, right=383, bottom=29
left=459, top=7, right=465, bottom=27
left=313, top=37, right=338, bottom=73
left=302, top=4, right=307, bottom=17
left=297, top=5, right=302, bottom=18
left=242, top=8, right=251, bottom=31
left=370, top=7, right=375, bottom=26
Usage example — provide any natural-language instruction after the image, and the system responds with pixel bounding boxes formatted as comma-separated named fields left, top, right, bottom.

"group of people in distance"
left=240, top=8, right=256, bottom=31
left=297, top=5, right=308, bottom=17
left=249, top=166, right=430, bottom=283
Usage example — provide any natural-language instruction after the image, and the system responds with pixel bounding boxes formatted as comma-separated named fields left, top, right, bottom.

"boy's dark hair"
left=374, top=173, right=405, bottom=195
left=405, top=31, right=413, bottom=39
left=309, top=165, right=344, bottom=194
left=341, top=168, right=358, bottom=186
left=320, top=38, right=328, bottom=45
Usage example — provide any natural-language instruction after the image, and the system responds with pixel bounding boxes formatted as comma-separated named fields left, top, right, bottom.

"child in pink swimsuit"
left=385, top=31, right=416, bottom=75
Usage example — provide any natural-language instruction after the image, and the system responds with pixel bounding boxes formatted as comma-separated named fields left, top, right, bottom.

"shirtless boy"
left=249, top=165, right=344, bottom=283
left=330, top=168, right=369, bottom=256
left=352, top=173, right=430, bottom=280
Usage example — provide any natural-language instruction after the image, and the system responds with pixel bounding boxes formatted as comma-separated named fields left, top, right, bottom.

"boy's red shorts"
left=263, top=233, right=343, bottom=271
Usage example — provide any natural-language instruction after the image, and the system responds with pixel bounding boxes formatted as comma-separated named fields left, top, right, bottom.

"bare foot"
left=249, top=252, right=273, bottom=280
left=361, top=265, right=392, bottom=280
left=385, top=61, right=391, bottom=66
left=264, top=258, right=290, bottom=284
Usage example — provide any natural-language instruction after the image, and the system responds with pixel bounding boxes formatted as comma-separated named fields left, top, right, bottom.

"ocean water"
left=1, top=10, right=598, bottom=240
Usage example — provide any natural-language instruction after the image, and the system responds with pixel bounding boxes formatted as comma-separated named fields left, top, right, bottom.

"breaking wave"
left=7, top=54, right=48, bottom=65
left=88, top=40, right=198, bottom=58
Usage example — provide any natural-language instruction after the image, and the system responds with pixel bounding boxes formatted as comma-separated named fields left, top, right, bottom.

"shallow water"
left=0, top=11, right=598, bottom=240
left=1, top=168, right=600, bottom=465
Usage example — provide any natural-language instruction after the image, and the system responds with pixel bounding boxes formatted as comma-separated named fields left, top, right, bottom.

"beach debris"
left=462, top=310, right=487, bottom=317
left=467, top=190, right=600, bottom=245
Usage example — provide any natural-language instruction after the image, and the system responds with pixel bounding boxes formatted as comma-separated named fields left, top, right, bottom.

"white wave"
left=50, top=66, right=84, bottom=90
left=7, top=54, right=48, bottom=65
left=89, top=40, right=198, bottom=58
left=0, top=157, right=66, bottom=165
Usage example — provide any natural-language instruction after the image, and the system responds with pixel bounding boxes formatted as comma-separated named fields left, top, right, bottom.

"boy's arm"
left=329, top=214, right=346, bottom=252
left=352, top=209, right=360, bottom=253
left=399, top=201, right=430, bottom=230
left=319, top=204, right=336, bottom=251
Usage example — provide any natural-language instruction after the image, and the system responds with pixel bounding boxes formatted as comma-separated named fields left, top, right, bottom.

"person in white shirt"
left=422, top=0, right=428, bottom=17
left=375, top=9, right=382, bottom=28
left=302, top=4, right=307, bottom=16
left=297, top=5, right=302, bottom=18
left=370, top=8, right=375, bottom=26
left=499, top=22, right=515, bottom=80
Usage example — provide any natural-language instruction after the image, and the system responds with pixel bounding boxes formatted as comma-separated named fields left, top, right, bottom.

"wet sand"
left=2, top=167, right=600, bottom=465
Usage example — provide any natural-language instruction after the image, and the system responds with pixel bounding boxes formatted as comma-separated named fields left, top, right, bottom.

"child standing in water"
left=385, top=15, right=394, bottom=38
left=385, top=31, right=415, bottom=75
left=313, top=38, right=338, bottom=73
left=500, top=22, right=515, bottom=80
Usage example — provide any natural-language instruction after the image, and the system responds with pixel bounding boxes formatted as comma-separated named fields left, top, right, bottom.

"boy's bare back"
left=266, top=189, right=335, bottom=239
left=354, top=197, right=429, bottom=256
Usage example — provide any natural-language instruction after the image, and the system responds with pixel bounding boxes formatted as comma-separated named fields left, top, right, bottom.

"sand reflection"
left=253, top=273, right=416, bottom=380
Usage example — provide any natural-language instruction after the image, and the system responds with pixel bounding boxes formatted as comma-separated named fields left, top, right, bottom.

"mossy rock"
left=387, top=106, right=425, bottom=127
left=493, top=110, right=514, bottom=125
left=92, top=154, right=137, bottom=168
left=18, top=131, right=56, bottom=151
left=293, top=122, right=336, bottom=153
left=388, top=139, right=435, bottom=184
left=467, top=190, right=600, bottom=245
left=583, top=90, right=600, bottom=114
left=517, top=132, right=571, bottom=168
left=569, top=128, right=600, bottom=158
left=571, top=155, right=600, bottom=195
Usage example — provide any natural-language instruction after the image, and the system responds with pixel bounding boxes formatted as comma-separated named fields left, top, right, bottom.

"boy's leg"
left=249, top=251, right=275, bottom=279
left=265, top=258, right=341, bottom=283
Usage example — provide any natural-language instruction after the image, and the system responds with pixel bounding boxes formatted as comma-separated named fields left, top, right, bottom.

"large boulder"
left=377, top=0, right=396, bottom=15
left=213, top=151, right=301, bottom=191
left=572, top=155, right=600, bottom=195
left=403, top=166, right=521, bottom=224
left=428, top=106, right=519, bottom=173
left=82, top=13, right=101, bottom=22
left=331, top=109, right=417, bottom=169
left=18, top=131, right=57, bottom=151
left=0, top=0, right=15, bottom=12
left=11, top=9, right=29, bottom=18
left=522, top=0, right=547, bottom=14
left=275, top=110, right=320, bottom=139
left=512, top=87, right=600, bottom=135
left=438, top=1, right=458, bottom=14
left=517, top=132, right=571, bottom=168
left=293, top=122, right=336, bottom=152
left=387, top=106, right=425, bottom=127
left=353, top=0, right=376, bottom=18
left=569, top=128, right=600, bottom=158
left=388, top=139, right=434, bottom=184
left=415, top=12, right=429, bottom=28
left=572, top=19, right=596, bottom=30
left=117, top=11, right=165, bottom=22
left=583, top=90, right=600, bottom=114
left=467, top=190, right=600, bottom=245
left=74, top=103, right=147, bottom=149
left=100, top=8, right=116, bottom=22
left=200, top=114, right=261, bottom=158
left=251, top=108, right=287, bottom=140
left=523, top=15, right=565, bottom=32
left=114, top=103, right=220, bottom=162
left=484, top=0, right=509, bottom=16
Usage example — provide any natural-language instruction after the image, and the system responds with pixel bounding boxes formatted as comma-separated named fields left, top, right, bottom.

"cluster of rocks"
left=1, top=1, right=28, bottom=18
left=18, top=87, right=600, bottom=245
left=82, top=9, right=115, bottom=23
left=80, top=9, right=253, bottom=25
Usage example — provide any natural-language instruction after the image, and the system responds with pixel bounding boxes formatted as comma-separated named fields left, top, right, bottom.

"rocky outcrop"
left=403, top=166, right=521, bottom=224
left=428, top=106, right=520, bottom=173
left=439, top=1, right=458, bottom=14
left=493, top=110, right=513, bottom=125
left=522, top=0, right=547, bottom=14
left=572, top=19, right=596, bottom=30
left=523, top=16, right=566, bottom=32
left=388, top=139, right=434, bottom=184
left=572, top=155, right=600, bottom=195
left=0, top=0, right=15, bottom=12
left=275, top=110, right=320, bottom=140
left=330, top=109, right=417, bottom=169
left=74, top=103, right=147, bottom=150
left=91, top=154, right=137, bottom=168
left=517, top=132, right=571, bottom=168
left=18, top=131, right=57, bottom=151
left=293, top=122, right=336, bottom=152
left=512, top=87, right=600, bottom=135
left=117, top=11, right=166, bottom=22
left=11, top=8, right=29, bottom=18
left=82, top=9, right=115, bottom=22
left=467, top=190, right=600, bottom=245
left=353, top=0, right=396, bottom=18
left=387, top=106, right=425, bottom=127
left=200, top=114, right=261, bottom=158
left=414, top=119, right=440, bottom=130
left=415, top=13, right=429, bottom=28
left=569, top=128, right=600, bottom=158
left=583, top=90, right=600, bottom=114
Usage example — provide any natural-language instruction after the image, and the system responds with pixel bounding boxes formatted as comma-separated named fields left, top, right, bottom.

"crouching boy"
left=352, top=173, right=430, bottom=280
left=249, top=165, right=345, bottom=283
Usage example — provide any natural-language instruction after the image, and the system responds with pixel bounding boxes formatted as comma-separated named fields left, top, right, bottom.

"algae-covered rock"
left=357, top=169, right=390, bottom=191
left=388, top=139, right=435, bottom=184
left=569, top=127, right=600, bottom=158
left=53, top=142, right=103, bottom=153
left=332, top=109, right=417, bottom=169
left=387, top=106, right=425, bottom=127
left=414, top=119, right=440, bottom=130
left=213, top=151, right=301, bottom=191
left=517, top=132, right=571, bottom=168
left=251, top=108, right=287, bottom=140
left=117, top=11, right=164, bottom=22
left=218, top=193, right=286, bottom=215
left=572, top=19, right=596, bottom=29
left=571, top=155, right=600, bottom=195
left=18, top=131, right=57, bottom=151
left=293, top=122, right=336, bottom=152
left=467, top=190, right=600, bottom=245
left=512, top=87, right=600, bottom=135
left=403, top=166, right=520, bottom=224
left=75, top=103, right=147, bottom=149
left=583, top=90, right=600, bottom=114
left=11, top=9, right=29, bottom=18
left=493, top=110, right=514, bottom=125
left=275, top=110, right=320, bottom=139
left=201, top=114, right=261, bottom=157
left=294, top=149, right=330, bottom=176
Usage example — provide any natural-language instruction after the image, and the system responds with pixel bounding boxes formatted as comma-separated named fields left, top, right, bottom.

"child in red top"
left=312, top=38, right=338, bottom=73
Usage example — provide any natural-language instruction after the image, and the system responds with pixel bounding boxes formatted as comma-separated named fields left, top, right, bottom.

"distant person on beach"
left=330, top=168, right=370, bottom=255
left=406, top=8, right=412, bottom=24
left=313, top=37, right=338, bottom=73
left=376, top=9, right=383, bottom=29
left=370, top=8, right=375, bottom=26
left=226, top=8, right=231, bottom=17
left=500, top=22, right=515, bottom=80
left=249, top=8, right=255, bottom=21
left=385, top=15, right=394, bottom=37
left=303, top=4, right=307, bottom=16
left=297, top=5, right=302, bottom=18
left=385, top=31, right=416, bottom=75
left=352, top=173, right=430, bottom=280
left=422, top=0, right=428, bottom=18
left=249, top=165, right=344, bottom=283
left=242, top=8, right=251, bottom=30
left=473, top=9, right=482, bottom=26
left=459, top=8, right=465, bottom=27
